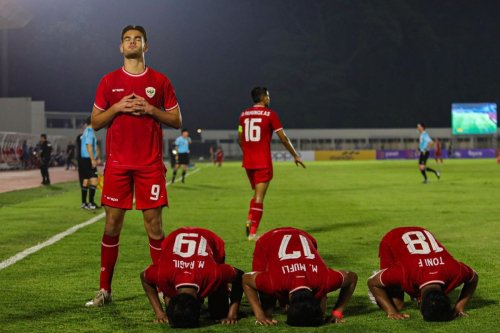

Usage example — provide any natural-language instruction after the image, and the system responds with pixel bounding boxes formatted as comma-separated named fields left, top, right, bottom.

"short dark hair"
left=40, top=134, right=47, bottom=140
left=420, top=289, right=452, bottom=322
left=181, top=128, right=189, bottom=134
left=286, top=289, right=324, bottom=327
left=418, top=122, right=426, bottom=129
left=251, top=87, right=268, bottom=104
left=121, top=25, right=147, bottom=42
left=85, top=116, right=91, bottom=125
left=166, top=293, right=200, bottom=328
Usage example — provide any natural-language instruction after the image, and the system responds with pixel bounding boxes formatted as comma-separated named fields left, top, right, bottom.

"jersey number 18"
left=402, top=230, right=444, bottom=255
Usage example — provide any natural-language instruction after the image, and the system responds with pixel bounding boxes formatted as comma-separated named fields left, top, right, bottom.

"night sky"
left=3, top=0, right=500, bottom=129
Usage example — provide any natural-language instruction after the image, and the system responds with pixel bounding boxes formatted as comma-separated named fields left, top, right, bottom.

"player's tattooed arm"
left=367, top=272, right=410, bottom=320
left=242, top=273, right=278, bottom=326
left=453, top=272, right=478, bottom=318
left=140, top=271, right=168, bottom=324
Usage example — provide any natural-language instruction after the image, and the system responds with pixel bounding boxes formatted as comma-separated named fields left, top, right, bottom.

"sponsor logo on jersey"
left=112, top=88, right=125, bottom=92
left=146, top=87, right=156, bottom=98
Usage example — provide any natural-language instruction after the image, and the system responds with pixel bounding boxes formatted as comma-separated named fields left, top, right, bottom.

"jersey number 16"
left=244, top=118, right=262, bottom=142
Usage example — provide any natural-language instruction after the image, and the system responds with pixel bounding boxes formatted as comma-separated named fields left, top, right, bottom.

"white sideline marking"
left=0, top=214, right=104, bottom=270
left=0, top=166, right=202, bottom=271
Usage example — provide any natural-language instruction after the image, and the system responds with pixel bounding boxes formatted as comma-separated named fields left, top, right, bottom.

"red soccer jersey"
left=378, top=227, right=476, bottom=298
left=144, top=227, right=236, bottom=299
left=253, top=227, right=344, bottom=300
left=94, top=67, right=178, bottom=169
left=239, top=106, right=283, bottom=169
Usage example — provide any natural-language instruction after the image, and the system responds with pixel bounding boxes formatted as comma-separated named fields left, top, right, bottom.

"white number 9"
left=150, top=184, right=160, bottom=200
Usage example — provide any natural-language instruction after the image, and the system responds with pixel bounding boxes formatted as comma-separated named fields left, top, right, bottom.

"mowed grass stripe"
left=0, top=160, right=498, bottom=333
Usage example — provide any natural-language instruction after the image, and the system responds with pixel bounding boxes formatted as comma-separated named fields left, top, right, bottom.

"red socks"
left=249, top=202, right=263, bottom=235
left=149, top=236, right=164, bottom=264
left=247, top=198, right=255, bottom=221
left=100, top=234, right=120, bottom=293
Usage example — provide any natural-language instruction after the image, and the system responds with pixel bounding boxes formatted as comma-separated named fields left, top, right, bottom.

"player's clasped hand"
left=116, top=93, right=151, bottom=116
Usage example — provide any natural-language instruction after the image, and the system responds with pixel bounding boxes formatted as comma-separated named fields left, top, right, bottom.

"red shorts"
left=101, top=164, right=168, bottom=210
left=246, top=168, right=273, bottom=189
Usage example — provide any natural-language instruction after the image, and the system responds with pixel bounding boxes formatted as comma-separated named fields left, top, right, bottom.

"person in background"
left=66, top=140, right=76, bottom=170
left=39, top=134, right=52, bottom=185
left=80, top=116, right=101, bottom=210
left=171, top=129, right=191, bottom=184
left=215, top=147, right=224, bottom=167
left=434, top=138, right=443, bottom=164
left=238, top=87, right=305, bottom=240
left=417, top=123, right=440, bottom=184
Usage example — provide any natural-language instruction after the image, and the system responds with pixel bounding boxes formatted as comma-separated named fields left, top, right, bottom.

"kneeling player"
left=368, top=226, right=478, bottom=321
left=243, top=227, right=358, bottom=326
left=140, top=227, right=244, bottom=327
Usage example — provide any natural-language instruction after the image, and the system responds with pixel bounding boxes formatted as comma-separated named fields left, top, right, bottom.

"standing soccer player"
left=417, top=123, right=440, bottom=183
left=171, top=128, right=191, bottom=184
left=368, top=227, right=478, bottom=321
left=239, top=87, right=305, bottom=240
left=86, top=25, right=181, bottom=307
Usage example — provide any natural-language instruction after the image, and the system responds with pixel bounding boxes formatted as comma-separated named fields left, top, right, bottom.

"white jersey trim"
left=377, top=268, right=389, bottom=287
left=273, top=127, right=283, bottom=133
left=101, top=242, right=119, bottom=248
left=468, top=270, right=477, bottom=283
left=94, top=103, right=106, bottom=111
left=165, top=103, right=179, bottom=111
left=176, top=283, right=200, bottom=291
left=419, top=280, right=445, bottom=290
left=289, top=286, right=312, bottom=294
left=149, top=244, right=161, bottom=251
left=121, top=66, right=149, bottom=77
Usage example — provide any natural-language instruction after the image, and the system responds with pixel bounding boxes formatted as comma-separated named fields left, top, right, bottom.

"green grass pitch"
left=0, top=160, right=498, bottom=332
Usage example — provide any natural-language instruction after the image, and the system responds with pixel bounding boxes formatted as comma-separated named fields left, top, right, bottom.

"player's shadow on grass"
left=305, top=220, right=374, bottom=234
left=445, top=290, right=497, bottom=311
left=340, top=295, right=381, bottom=317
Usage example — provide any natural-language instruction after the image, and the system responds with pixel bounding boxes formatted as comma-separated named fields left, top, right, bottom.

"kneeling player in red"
left=140, top=227, right=244, bottom=327
left=242, top=227, right=358, bottom=326
left=367, top=226, right=478, bottom=321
